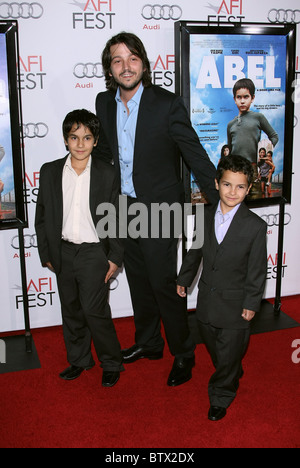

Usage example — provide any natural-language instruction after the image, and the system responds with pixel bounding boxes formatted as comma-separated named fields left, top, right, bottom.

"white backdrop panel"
left=0, top=0, right=299, bottom=332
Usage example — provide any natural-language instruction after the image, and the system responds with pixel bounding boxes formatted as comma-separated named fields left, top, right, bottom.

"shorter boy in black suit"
left=35, top=109, right=124, bottom=387
left=177, top=155, right=267, bottom=421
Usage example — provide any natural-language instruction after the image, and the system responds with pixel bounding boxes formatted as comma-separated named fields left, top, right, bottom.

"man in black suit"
left=94, top=32, right=219, bottom=387
left=177, top=155, right=267, bottom=420
left=35, top=109, right=124, bottom=387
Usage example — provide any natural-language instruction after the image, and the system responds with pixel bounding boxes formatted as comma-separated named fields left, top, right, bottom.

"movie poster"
left=0, top=32, right=16, bottom=221
left=189, top=33, right=287, bottom=204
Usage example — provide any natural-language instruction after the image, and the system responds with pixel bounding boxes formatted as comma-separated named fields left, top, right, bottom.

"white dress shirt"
left=61, top=155, right=99, bottom=244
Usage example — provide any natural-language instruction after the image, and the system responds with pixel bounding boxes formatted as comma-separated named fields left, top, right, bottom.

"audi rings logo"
left=261, top=213, right=292, bottom=227
left=109, top=277, right=119, bottom=292
left=268, top=9, right=300, bottom=24
left=73, top=63, right=103, bottom=79
left=142, top=4, right=183, bottom=21
left=11, top=234, right=38, bottom=250
left=0, top=2, right=44, bottom=19
left=23, top=123, right=49, bottom=139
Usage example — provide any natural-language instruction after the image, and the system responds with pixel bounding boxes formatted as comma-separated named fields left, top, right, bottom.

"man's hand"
left=177, top=285, right=187, bottom=298
left=45, top=262, right=55, bottom=273
left=242, top=309, right=256, bottom=321
left=105, top=261, right=118, bottom=284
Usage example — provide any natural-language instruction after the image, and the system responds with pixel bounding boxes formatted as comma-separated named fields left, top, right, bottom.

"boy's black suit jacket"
left=177, top=203, right=268, bottom=329
left=35, top=156, right=123, bottom=274
left=94, top=84, right=219, bottom=206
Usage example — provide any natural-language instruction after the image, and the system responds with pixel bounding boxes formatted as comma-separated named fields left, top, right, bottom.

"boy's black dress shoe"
left=102, top=371, right=120, bottom=387
left=167, top=355, right=195, bottom=387
left=208, top=406, right=227, bottom=421
left=122, top=344, right=163, bottom=363
left=59, top=365, right=91, bottom=381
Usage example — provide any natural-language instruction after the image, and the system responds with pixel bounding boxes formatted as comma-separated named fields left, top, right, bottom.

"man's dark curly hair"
left=101, top=32, right=152, bottom=92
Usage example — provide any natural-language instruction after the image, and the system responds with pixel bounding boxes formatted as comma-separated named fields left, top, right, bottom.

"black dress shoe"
left=122, top=344, right=163, bottom=363
left=102, top=371, right=120, bottom=387
left=167, top=355, right=195, bottom=387
left=208, top=406, right=227, bottom=421
left=59, top=365, right=86, bottom=381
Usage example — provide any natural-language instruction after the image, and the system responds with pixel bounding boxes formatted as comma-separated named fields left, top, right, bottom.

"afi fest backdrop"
left=0, top=0, right=300, bottom=332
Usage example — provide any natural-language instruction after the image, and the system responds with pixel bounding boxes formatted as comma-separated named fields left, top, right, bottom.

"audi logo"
left=261, top=213, right=292, bottom=227
left=0, top=2, right=43, bottom=19
left=73, top=63, right=103, bottom=79
left=142, top=4, right=182, bottom=21
left=23, top=123, right=49, bottom=139
left=109, top=277, right=119, bottom=291
left=268, top=9, right=300, bottom=24
left=11, top=234, right=38, bottom=250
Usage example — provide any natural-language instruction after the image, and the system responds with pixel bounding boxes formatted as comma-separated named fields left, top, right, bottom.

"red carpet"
left=0, top=295, right=300, bottom=448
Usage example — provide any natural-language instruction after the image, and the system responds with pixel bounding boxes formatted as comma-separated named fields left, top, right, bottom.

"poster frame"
left=175, top=21, right=296, bottom=209
left=0, top=21, right=27, bottom=231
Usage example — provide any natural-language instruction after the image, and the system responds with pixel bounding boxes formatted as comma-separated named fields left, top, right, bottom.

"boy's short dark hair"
left=233, top=78, right=256, bottom=98
left=63, top=109, right=100, bottom=142
left=216, top=155, right=254, bottom=187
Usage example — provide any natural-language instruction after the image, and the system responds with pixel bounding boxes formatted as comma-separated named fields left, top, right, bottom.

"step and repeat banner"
left=0, top=0, right=300, bottom=332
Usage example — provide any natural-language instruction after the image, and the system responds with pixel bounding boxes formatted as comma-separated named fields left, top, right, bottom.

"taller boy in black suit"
left=94, top=32, right=219, bottom=387
left=177, top=155, right=267, bottom=421
left=35, top=109, right=124, bottom=388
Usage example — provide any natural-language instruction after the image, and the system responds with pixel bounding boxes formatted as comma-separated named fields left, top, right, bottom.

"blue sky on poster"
left=0, top=33, right=14, bottom=195
left=190, top=34, right=287, bottom=175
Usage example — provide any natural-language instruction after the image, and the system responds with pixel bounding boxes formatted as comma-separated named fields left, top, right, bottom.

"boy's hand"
left=177, top=285, right=187, bottom=298
left=45, top=262, right=55, bottom=273
left=105, top=261, right=118, bottom=284
left=242, top=309, right=256, bottom=321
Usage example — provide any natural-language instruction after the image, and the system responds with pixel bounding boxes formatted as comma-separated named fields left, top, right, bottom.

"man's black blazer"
left=94, top=84, right=219, bottom=205
left=35, top=155, right=123, bottom=274
left=177, top=203, right=268, bottom=329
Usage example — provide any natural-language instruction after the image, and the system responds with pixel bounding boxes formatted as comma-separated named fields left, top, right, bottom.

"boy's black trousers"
left=56, top=241, right=124, bottom=372
left=198, top=320, right=250, bottom=409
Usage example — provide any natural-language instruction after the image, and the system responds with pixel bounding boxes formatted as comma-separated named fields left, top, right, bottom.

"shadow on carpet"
left=0, top=335, right=41, bottom=375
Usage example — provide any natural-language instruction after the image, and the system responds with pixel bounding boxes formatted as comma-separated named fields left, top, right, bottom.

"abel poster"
left=189, top=33, right=287, bottom=205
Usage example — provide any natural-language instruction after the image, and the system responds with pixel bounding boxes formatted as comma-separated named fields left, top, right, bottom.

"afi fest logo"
left=71, top=0, right=115, bottom=30
left=152, top=54, right=175, bottom=88
left=24, top=171, right=40, bottom=206
left=291, top=340, right=300, bottom=364
left=206, top=0, right=245, bottom=25
left=15, top=277, right=56, bottom=310
left=19, top=55, right=46, bottom=90
left=267, top=252, right=287, bottom=281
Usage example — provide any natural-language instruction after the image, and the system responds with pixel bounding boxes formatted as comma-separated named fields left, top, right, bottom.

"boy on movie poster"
left=0, top=33, right=16, bottom=221
left=189, top=33, right=287, bottom=204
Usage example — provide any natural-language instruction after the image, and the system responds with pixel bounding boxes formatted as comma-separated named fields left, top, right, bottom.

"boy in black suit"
left=35, top=109, right=124, bottom=387
left=177, top=155, right=267, bottom=421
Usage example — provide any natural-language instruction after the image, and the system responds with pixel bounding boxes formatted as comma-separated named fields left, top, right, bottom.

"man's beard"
left=114, top=71, right=144, bottom=91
